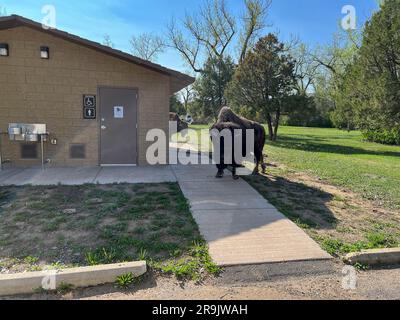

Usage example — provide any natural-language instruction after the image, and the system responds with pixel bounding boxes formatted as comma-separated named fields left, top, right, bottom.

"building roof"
left=0, top=15, right=195, bottom=93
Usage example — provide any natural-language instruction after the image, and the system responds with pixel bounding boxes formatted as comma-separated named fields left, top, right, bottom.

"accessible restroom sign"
left=83, top=95, right=96, bottom=119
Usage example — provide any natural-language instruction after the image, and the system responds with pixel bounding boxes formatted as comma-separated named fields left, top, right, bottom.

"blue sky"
left=0, top=0, right=378, bottom=73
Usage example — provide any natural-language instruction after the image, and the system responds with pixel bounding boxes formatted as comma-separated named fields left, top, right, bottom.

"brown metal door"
left=100, top=87, right=138, bottom=165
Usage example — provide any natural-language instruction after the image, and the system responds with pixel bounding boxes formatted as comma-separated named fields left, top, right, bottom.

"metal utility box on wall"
left=0, top=15, right=194, bottom=168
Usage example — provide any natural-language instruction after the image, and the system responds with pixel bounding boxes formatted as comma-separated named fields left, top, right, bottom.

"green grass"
left=190, top=125, right=400, bottom=209
left=267, top=126, right=400, bottom=209
left=0, top=183, right=218, bottom=281
left=191, top=124, right=400, bottom=257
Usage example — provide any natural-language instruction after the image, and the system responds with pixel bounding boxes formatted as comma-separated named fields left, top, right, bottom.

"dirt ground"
left=245, top=162, right=400, bottom=257
left=6, top=261, right=400, bottom=300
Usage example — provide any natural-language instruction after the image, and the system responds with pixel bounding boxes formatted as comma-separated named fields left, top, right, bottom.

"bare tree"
left=167, top=0, right=235, bottom=73
left=239, top=0, right=272, bottom=63
left=102, top=34, right=114, bottom=48
left=130, top=33, right=166, bottom=62
left=311, top=30, right=361, bottom=76
left=179, top=85, right=194, bottom=114
left=167, top=0, right=271, bottom=73
left=291, top=42, right=320, bottom=94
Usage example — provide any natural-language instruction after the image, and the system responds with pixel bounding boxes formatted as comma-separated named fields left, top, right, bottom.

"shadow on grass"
left=271, top=136, right=400, bottom=158
left=244, top=173, right=338, bottom=230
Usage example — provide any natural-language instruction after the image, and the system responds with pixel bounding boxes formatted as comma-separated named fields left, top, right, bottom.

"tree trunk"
left=272, top=110, right=281, bottom=141
left=266, top=114, right=274, bottom=141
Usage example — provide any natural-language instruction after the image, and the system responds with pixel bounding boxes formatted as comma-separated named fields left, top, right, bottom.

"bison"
left=210, top=107, right=267, bottom=179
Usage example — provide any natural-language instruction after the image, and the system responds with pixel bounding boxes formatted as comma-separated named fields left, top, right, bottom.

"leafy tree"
left=170, top=94, right=185, bottom=115
left=333, top=0, right=400, bottom=143
left=353, top=0, right=400, bottom=137
left=193, top=55, right=236, bottom=121
left=226, top=34, right=297, bottom=141
left=311, top=29, right=361, bottom=130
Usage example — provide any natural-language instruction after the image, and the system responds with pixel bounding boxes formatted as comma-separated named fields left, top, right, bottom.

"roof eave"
left=0, top=15, right=195, bottom=92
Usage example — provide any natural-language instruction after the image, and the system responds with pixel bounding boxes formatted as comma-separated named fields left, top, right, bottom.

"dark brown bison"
left=170, top=112, right=188, bottom=136
left=210, top=107, right=267, bottom=179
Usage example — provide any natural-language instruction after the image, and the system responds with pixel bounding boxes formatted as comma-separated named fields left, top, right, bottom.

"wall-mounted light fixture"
left=0, top=43, right=9, bottom=57
left=40, top=46, right=50, bottom=59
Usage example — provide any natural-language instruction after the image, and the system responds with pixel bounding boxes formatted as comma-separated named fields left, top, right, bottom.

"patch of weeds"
left=85, top=247, right=118, bottom=266
left=115, top=272, right=135, bottom=289
left=27, top=200, right=54, bottom=211
left=57, top=282, right=74, bottom=294
left=133, top=227, right=145, bottom=235
left=336, top=226, right=354, bottom=234
left=318, top=231, right=399, bottom=257
left=353, top=262, right=369, bottom=271
left=122, top=207, right=147, bottom=220
left=98, top=204, right=119, bottom=216
left=158, top=259, right=201, bottom=281
left=152, top=241, right=221, bottom=282
left=101, top=223, right=128, bottom=240
left=49, top=261, right=68, bottom=270
left=333, top=195, right=346, bottom=202
left=319, top=238, right=365, bottom=257
left=27, top=265, right=42, bottom=272
left=175, top=198, right=190, bottom=214
left=365, top=231, right=398, bottom=248
left=191, top=241, right=221, bottom=275
left=24, top=256, right=39, bottom=265
left=42, top=216, right=67, bottom=232
left=149, top=241, right=180, bottom=254
left=12, top=211, right=31, bottom=223
left=293, top=218, right=312, bottom=230
left=137, top=248, right=148, bottom=261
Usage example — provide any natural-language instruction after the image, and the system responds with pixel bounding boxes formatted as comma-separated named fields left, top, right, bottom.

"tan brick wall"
left=0, top=26, right=171, bottom=167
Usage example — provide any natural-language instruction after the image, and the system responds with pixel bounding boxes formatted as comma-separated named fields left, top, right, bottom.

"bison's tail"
left=260, top=126, right=268, bottom=173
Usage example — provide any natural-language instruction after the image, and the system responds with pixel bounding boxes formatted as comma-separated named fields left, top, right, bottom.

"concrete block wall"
left=0, top=26, right=170, bottom=167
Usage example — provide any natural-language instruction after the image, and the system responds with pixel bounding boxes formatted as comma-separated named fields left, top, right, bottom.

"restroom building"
left=0, top=15, right=194, bottom=167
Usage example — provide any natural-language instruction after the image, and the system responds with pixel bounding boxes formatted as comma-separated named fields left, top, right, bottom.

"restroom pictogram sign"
left=83, top=95, right=96, bottom=119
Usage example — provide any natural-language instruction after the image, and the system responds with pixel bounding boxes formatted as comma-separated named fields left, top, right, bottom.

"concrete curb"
left=345, top=248, right=400, bottom=266
left=0, top=261, right=147, bottom=297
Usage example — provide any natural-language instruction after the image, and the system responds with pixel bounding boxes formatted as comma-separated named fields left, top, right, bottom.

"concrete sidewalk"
left=0, top=166, right=176, bottom=186
left=171, top=163, right=332, bottom=267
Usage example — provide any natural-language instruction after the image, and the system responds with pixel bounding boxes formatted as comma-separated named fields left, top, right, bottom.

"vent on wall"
left=21, top=144, right=38, bottom=159
left=70, top=144, right=86, bottom=159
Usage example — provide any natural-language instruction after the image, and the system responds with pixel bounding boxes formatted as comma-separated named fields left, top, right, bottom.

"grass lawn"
left=188, top=125, right=400, bottom=209
left=189, top=124, right=400, bottom=259
left=267, top=126, right=400, bottom=210
left=0, top=183, right=219, bottom=281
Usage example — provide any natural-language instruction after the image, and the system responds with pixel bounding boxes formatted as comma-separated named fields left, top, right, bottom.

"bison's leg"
left=261, top=154, right=268, bottom=174
left=216, top=164, right=225, bottom=178
left=252, top=149, right=262, bottom=175
left=232, top=166, right=239, bottom=180
left=261, top=154, right=267, bottom=174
